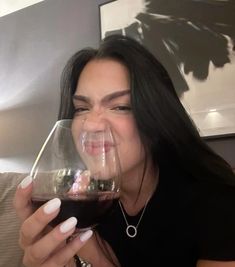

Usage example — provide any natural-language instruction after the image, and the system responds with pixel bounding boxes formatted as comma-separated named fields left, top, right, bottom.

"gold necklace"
left=118, top=197, right=150, bottom=238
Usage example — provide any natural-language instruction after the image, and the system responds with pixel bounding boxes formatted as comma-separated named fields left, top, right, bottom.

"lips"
left=83, top=141, right=114, bottom=156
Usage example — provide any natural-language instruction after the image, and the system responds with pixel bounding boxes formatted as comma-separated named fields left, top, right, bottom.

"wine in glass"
left=30, top=119, right=121, bottom=231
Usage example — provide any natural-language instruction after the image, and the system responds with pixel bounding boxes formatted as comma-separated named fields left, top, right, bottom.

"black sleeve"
left=194, top=182, right=235, bottom=261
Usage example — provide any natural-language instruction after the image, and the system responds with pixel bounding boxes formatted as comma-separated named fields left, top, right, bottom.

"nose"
left=82, top=112, right=107, bottom=132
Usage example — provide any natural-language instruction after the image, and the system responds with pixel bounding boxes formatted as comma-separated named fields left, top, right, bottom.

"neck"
left=120, top=162, right=159, bottom=215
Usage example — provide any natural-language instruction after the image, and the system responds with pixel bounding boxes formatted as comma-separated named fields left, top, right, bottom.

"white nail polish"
left=43, top=198, right=61, bottom=214
left=79, top=230, right=93, bottom=242
left=60, top=217, right=77, bottom=234
left=19, top=176, right=32, bottom=189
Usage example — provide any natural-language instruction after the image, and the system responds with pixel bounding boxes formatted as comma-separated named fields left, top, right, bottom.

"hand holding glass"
left=30, top=119, right=121, bottom=231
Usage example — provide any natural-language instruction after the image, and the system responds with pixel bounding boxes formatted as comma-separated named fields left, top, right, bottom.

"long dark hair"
left=59, top=34, right=235, bottom=185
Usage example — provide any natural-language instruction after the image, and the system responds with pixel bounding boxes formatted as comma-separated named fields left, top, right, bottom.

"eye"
left=73, top=107, right=89, bottom=116
left=111, top=105, right=132, bottom=113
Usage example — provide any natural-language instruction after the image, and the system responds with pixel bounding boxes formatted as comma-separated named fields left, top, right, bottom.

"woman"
left=14, top=34, right=235, bottom=267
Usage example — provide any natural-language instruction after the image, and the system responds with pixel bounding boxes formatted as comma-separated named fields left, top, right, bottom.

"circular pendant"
left=126, top=225, right=137, bottom=238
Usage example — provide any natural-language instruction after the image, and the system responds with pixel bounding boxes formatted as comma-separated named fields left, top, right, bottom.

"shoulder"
left=192, top=181, right=235, bottom=261
left=192, top=181, right=235, bottom=216
left=160, top=169, right=235, bottom=262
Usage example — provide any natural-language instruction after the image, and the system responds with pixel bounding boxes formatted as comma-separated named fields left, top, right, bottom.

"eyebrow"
left=73, top=89, right=130, bottom=104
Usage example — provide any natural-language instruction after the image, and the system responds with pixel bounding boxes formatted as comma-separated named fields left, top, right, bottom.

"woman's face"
left=72, top=59, right=146, bottom=178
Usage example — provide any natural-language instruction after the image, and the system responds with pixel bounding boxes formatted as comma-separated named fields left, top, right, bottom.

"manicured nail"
left=19, top=176, right=32, bottom=189
left=60, top=217, right=77, bottom=234
left=43, top=198, right=61, bottom=214
left=79, top=230, right=93, bottom=242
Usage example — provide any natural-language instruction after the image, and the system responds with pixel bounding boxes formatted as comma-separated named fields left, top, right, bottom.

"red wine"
left=32, top=194, right=119, bottom=229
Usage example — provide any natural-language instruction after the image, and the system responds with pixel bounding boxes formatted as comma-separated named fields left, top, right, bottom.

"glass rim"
left=54, top=119, right=73, bottom=129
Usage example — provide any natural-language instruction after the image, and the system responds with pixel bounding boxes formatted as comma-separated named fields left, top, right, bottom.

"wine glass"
left=30, top=119, right=121, bottom=231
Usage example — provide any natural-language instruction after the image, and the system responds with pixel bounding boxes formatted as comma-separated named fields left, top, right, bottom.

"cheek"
left=112, top=118, right=145, bottom=170
left=115, top=117, right=141, bottom=145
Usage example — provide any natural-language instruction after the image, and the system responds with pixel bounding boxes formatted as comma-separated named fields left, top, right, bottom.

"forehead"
left=75, top=59, right=130, bottom=97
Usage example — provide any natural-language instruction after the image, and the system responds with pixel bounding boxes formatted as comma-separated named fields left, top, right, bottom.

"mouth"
left=82, top=141, right=114, bottom=156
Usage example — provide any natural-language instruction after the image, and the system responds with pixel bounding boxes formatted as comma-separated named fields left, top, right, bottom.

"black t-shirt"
left=97, top=168, right=235, bottom=267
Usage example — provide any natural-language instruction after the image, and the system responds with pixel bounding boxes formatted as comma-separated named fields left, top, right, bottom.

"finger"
left=13, top=175, right=33, bottom=221
left=43, top=230, right=93, bottom=267
left=31, top=217, right=77, bottom=262
left=20, top=198, right=61, bottom=248
left=24, top=217, right=78, bottom=266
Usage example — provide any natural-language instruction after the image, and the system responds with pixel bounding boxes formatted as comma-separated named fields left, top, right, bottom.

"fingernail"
left=19, top=176, right=32, bottom=189
left=60, top=217, right=77, bottom=234
left=79, top=229, right=93, bottom=242
left=43, top=198, right=61, bottom=214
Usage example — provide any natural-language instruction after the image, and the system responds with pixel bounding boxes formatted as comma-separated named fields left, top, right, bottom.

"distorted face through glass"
left=71, top=59, right=146, bottom=182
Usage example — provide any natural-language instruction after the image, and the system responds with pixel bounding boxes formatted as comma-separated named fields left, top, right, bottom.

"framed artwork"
left=99, top=0, right=235, bottom=139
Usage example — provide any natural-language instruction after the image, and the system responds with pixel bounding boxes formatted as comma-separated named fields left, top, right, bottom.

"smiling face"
left=71, top=58, right=146, bottom=182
